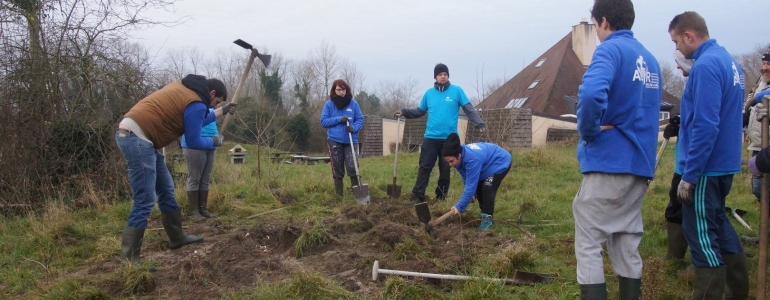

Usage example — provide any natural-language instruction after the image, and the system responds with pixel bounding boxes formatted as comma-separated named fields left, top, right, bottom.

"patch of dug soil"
left=81, top=197, right=526, bottom=299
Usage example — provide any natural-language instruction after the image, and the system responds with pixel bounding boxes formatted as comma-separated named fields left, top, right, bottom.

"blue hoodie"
left=320, top=99, right=365, bottom=144
left=452, top=143, right=512, bottom=213
left=181, top=108, right=218, bottom=148
left=576, top=30, right=661, bottom=178
left=676, top=39, right=745, bottom=184
left=419, top=84, right=471, bottom=139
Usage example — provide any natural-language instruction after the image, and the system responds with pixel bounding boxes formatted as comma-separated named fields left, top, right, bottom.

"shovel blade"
left=387, top=184, right=402, bottom=198
left=415, top=202, right=431, bottom=225
left=353, top=184, right=370, bottom=205
left=508, top=270, right=557, bottom=286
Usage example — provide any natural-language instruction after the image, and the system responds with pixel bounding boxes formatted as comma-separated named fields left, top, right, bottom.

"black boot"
left=334, top=179, right=344, bottom=196
left=663, top=222, right=688, bottom=260
left=692, top=265, right=726, bottom=300
left=161, top=208, right=203, bottom=249
left=579, top=283, right=607, bottom=300
left=199, top=190, right=215, bottom=218
left=617, top=276, right=641, bottom=300
left=120, top=226, right=145, bottom=264
left=187, top=190, right=205, bottom=222
left=723, top=253, right=749, bottom=300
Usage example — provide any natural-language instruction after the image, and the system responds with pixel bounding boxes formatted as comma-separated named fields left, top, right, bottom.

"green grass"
left=0, top=141, right=767, bottom=299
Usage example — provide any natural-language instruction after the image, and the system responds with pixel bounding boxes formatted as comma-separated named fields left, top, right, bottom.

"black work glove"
left=340, top=116, right=349, bottom=124
left=663, top=115, right=680, bottom=139
left=222, top=102, right=237, bottom=115
left=212, top=135, right=224, bottom=147
left=347, top=126, right=354, bottom=133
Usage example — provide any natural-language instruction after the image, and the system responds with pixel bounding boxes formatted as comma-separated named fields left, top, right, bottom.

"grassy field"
left=0, top=141, right=767, bottom=299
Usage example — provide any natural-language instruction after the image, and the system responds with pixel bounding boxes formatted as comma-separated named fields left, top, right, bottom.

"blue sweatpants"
left=682, top=174, right=743, bottom=268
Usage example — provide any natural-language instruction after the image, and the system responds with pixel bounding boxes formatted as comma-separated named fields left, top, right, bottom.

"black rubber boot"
left=723, top=253, right=749, bottom=300
left=579, top=283, right=607, bottom=300
left=199, top=190, right=215, bottom=218
left=617, top=276, right=641, bottom=300
left=120, top=226, right=145, bottom=265
left=161, top=208, right=203, bottom=249
left=187, top=190, right=205, bottom=222
left=692, top=265, right=726, bottom=300
left=663, top=222, right=688, bottom=260
left=334, top=179, right=344, bottom=196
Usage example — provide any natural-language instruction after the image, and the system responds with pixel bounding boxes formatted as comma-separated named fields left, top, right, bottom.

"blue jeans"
left=412, top=138, right=450, bottom=198
left=116, top=131, right=179, bottom=228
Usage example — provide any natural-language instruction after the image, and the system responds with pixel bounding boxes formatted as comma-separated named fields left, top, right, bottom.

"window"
left=505, top=97, right=529, bottom=109
left=659, top=111, right=670, bottom=121
left=535, top=58, right=546, bottom=68
left=528, top=80, right=540, bottom=90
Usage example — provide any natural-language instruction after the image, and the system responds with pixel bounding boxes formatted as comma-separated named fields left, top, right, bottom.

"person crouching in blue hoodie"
left=441, top=133, right=511, bottom=231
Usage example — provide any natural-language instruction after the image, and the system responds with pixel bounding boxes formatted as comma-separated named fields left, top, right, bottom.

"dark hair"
left=442, top=133, right=463, bottom=157
left=207, top=79, right=227, bottom=102
left=590, top=0, right=635, bottom=31
left=668, top=11, right=709, bottom=38
left=329, top=79, right=352, bottom=98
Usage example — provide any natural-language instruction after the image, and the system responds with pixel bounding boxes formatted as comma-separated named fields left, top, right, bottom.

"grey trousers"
left=182, top=148, right=216, bottom=191
left=573, top=172, right=647, bottom=284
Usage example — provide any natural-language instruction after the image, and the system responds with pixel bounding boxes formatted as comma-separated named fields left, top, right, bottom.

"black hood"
left=181, top=74, right=211, bottom=108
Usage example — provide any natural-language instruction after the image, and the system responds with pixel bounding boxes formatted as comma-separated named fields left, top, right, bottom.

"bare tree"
left=659, top=60, right=686, bottom=100
left=376, top=78, right=420, bottom=114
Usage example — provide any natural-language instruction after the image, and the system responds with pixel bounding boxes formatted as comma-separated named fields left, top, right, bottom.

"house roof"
left=478, top=31, right=681, bottom=118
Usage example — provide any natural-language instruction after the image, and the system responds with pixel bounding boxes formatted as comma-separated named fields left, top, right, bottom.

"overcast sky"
left=132, top=0, right=769, bottom=96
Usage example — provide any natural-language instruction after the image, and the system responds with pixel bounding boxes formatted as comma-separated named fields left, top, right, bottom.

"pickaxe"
left=725, top=206, right=753, bottom=232
left=220, top=39, right=272, bottom=134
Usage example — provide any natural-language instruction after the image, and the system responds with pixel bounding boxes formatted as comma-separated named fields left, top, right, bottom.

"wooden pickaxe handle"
left=428, top=210, right=455, bottom=228
left=220, top=50, right=257, bottom=134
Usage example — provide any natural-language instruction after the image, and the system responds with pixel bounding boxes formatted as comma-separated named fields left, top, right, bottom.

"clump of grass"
left=392, top=236, right=431, bottom=261
left=117, top=263, right=155, bottom=296
left=380, top=276, right=445, bottom=299
left=38, top=278, right=109, bottom=300
left=286, top=271, right=353, bottom=299
left=456, top=279, right=507, bottom=300
left=293, top=223, right=330, bottom=258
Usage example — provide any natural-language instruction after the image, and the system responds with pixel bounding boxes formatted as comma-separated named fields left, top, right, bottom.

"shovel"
left=387, top=117, right=403, bottom=198
left=347, top=121, right=370, bottom=205
left=415, top=202, right=431, bottom=225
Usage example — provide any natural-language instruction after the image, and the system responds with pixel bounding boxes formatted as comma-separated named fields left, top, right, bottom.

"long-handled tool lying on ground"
left=725, top=206, right=753, bottom=232
left=220, top=39, right=272, bottom=134
left=386, top=117, right=403, bottom=198
left=347, top=121, right=370, bottom=205
left=372, top=260, right=554, bottom=286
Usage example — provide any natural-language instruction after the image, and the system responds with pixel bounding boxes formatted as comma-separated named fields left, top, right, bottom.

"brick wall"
left=465, top=108, right=532, bottom=148
left=359, top=114, right=383, bottom=157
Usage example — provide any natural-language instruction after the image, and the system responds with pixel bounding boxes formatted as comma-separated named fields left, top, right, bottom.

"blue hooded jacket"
left=320, top=99, right=365, bottom=144
left=576, top=30, right=661, bottom=178
left=453, top=143, right=512, bottom=213
left=676, top=39, right=744, bottom=183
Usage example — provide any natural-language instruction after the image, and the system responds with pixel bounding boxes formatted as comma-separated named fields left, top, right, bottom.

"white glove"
left=756, top=103, right=767, bottom=122
left=677, top=180, right=695, bottom=205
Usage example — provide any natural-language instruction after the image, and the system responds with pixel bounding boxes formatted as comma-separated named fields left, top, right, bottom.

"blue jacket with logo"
left=419, top=85, right=471, bottom=139
left=453, top=143, right=512, bottom=213
left=320, top=99, right=365, bottom=144
left=676, top=39, right=744, bottom=184
left=181, top=108, right=218, bottom=148
left=576, top=30, right=662, bottom=178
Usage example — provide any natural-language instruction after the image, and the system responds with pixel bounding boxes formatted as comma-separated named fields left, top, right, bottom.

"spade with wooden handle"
left=425, top=209, right=455, bottom=232
left=220, top=39, right=272, bottom=134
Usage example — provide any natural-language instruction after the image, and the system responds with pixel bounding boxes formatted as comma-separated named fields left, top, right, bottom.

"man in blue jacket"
left=573, top=1, right=660, bottom=298
left=396, top=63, right=485, bottom=204
left=669, top=11, right=748, bottom=299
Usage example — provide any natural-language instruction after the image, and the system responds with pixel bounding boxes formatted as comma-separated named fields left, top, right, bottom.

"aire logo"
left=467, top=143, right=481, bottom=150
left=732, top=62, right=745, bottom=88
left=632, top=55, right=659, bottom=89
left=346, top=108, right=353, bottom=112
left=445, top=97, right=453, bottom=102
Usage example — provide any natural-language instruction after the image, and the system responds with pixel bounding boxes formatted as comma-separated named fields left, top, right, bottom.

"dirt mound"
left=85, top=197, right=522, bottom=298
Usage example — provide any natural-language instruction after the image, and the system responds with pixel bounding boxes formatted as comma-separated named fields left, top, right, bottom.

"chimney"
left=572, top=18, right=596, bottom=66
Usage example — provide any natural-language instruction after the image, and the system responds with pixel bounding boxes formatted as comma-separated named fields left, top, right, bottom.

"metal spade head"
left=415, top=202, right=431, bottom=225
left=233, top=39, right=272, bottom=68
left=234, top=39, right=252, bottom=50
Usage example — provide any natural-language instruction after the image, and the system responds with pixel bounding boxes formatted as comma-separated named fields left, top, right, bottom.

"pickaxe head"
left=233, top=39, right=272, bottom=68
left=725, top=207, right=747, bottom=217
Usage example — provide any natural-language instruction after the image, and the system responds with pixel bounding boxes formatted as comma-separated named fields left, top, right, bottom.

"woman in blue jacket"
left=320, top=79, right=365, bottom=197
left=442, top=133, right=511, bottom=231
